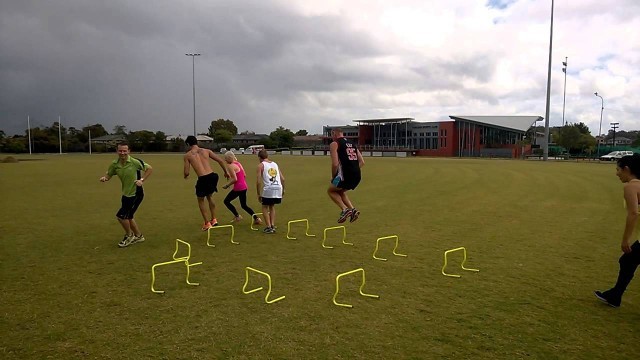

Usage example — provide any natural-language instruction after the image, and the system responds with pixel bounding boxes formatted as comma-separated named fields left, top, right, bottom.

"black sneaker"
left=337, top=209, right=353, bottom=223
left=263, top=226, right=275, bottom=234
left=594, top=290, right=621, bottom=308
left=349, top=208, right=360, bottom=223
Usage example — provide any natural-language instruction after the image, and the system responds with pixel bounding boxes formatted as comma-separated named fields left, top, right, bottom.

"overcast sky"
left=1, top=0, right=639, bottom=137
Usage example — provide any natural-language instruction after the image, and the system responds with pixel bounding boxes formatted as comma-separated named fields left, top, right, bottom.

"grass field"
left=1, top=153, right=638, bottom=359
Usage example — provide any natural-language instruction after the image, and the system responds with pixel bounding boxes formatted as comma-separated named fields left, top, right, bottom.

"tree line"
left=0, top=118, right=312, bottom=153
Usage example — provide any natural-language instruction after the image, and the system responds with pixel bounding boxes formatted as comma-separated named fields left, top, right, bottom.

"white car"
left=600, top=150, right=634, bottom=161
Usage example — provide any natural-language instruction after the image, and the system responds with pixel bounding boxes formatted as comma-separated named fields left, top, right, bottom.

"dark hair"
left=258, top=149, right=268, bottom=160
left=185, top=135, right=198, bottom=147
left=117, top=141, right=129, bottom=148
left=617, top=154, right=640, bottom=177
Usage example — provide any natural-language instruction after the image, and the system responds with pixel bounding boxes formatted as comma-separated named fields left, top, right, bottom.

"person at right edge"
left=327, top=128, right=364, bottom=223
left=595, top=154, right=640, bottom=307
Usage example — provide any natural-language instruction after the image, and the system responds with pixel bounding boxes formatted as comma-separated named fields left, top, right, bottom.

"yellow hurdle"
left=286, top=219, right=316, bottom=240
left=372, top=235, right=408, bottom=261
left=333, top=268, right=379, bottom=308
left=250, top=213, right=263, bottom=231
left=442, top=247, right=479, bottom=278
left=207, top=224, right=238, bottom=246
left=242, top=267, right=285, bottom=304
left=151, top=239, right=202, bottom=294
left=322, top=226, right=353, bottom=249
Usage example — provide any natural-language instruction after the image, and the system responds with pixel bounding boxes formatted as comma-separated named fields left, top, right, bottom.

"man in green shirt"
left=100, top=142, right=153, bottom=247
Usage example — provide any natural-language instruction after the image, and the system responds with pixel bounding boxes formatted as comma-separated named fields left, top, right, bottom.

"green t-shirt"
left=107, top=156, right=150, bottom=197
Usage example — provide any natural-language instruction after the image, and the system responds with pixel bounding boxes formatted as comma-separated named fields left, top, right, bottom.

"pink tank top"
left=232, top=161, right=248, bottom=191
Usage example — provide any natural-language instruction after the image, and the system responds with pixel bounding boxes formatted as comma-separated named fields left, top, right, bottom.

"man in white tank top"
left=256, top=150, right=285, bottom=233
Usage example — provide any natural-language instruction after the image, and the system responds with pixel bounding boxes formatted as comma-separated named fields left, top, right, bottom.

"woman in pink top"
left=221, top=151, right=262, bottom=224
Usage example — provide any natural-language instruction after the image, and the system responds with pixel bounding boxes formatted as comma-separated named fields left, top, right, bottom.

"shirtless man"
left=183, top=135, right=229, bottom=230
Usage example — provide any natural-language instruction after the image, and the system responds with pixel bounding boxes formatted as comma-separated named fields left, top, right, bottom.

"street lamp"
left=562, top=57, right=567, bottom=126
left=595, top=92, right=604, bottom=157
left=185, top=53, right=201, bottom=136
left=542, top=0, right=555, bottom=161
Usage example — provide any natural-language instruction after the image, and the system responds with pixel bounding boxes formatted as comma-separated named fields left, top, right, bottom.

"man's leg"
left=262, top=204, right=271, bottom=228
left=610, top=242, right=640, bottom=299
left=328, top=187, right=347, bottom=210
left=197, top=197, right=209, bottom=222
left=129, top=219, right=141, bottom=237
left=269, top=205, right=276, bottom=228
left=206, top=194, right=217, bottom=224
left=118, top=217, right=132, bottom=235
left=339, top=191, right=354, bottom=209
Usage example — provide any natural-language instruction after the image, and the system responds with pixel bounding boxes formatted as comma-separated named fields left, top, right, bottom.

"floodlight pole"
left=186, top=53, right=201, bottom=136
left=595, top=92, right=604, bottom=157
left=562, top=57, right=567, bottom=126
left=611, top=122, right=619, bottom=149
left=58, top=115, right=62, bottom=154
left=543, top=0, right=554, bottom=161
left=27, top=115, right=32, bottom=154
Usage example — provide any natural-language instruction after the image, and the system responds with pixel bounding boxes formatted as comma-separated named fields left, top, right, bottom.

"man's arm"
left=329, top=142, right=339, bottom=178
left=622, top=184, right=638, bottom=253
left=279, top=168, right=285, bottom=195
left=209, top=151, right=229, bottom=179
left=357, top=149, right=365, bottom=168
left=136, top=164, right=153, bottom=187
left=183, top=155, right=190, bottom=179
left=100, top=164, right=115, bottom=182
left=256, top=163, right=263, bottom=200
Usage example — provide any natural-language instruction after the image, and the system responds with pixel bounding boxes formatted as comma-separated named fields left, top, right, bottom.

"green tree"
left=127, top=130, right=155, bottom=152
left=83, top=124, right=108, bottom=139
left=213, top=129, right=233, bottom=144
left=153, top=131, right=168, bottom=151
left=269, top=126, right=295, bottom=148
left=556, top=124, right=596, bottom=154
left=113, top=125, right=127, bottom=135
left=208, top=119, right=238, bottom=137
left=0, top=130, right=5, bottom=140
left=3, top=137, right=27, bottom=153
left=295, top=129, right=308, bottom=136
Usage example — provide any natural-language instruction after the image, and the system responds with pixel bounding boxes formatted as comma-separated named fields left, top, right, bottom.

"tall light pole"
left=58, top=115, right=62, bottom=154
left=27, top=115, right=32, bottom=154
left=562, top=57, right=567, bottom=126
left=185, top=53, right=201, bottom=136
left=595, top=92, right=604, bottom=157
left=543, top=0, right=555, bottom=161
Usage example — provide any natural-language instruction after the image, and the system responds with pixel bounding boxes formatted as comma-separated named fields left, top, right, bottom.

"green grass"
left=1, top=154, right=638, bottom=359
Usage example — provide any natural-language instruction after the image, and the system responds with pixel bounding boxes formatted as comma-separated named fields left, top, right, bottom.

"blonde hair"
left=224, top=151, right=237, bottom=163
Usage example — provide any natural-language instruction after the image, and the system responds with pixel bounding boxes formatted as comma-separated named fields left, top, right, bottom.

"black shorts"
left=261, top=197, right=282, bottom=205
left=116, top=188, right=144, bottom=220
left=331, top=175, right=361, bottom=191
left=195, top=173, right=219, bottom=197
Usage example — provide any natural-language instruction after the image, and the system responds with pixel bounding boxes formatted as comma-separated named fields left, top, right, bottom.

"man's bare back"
left=183, top=145, right=227, bottom=178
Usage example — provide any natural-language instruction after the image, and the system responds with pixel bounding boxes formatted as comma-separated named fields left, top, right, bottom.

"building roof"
left=353, top=117, right=414, bottom=125
left=449, top=116, right=543, bottom=132
left=232, top=134, right=269, bottom=140
left=165, top=134, right=214, bottom=141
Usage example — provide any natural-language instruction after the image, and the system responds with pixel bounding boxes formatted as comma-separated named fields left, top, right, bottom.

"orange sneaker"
left=210, top=218, right=219, bottom=227
left=202, top=222, right=212, bottom=231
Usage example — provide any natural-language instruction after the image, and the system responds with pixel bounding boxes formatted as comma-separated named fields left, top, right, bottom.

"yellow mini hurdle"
left=242, top=267, right=285, bottom=304
left=250, top=213, right=263, bottom=231
left=322, top=226, right=353, bottom=249
left=207, top=224, right=238, bottom=246
left=441, top=247, right=479, bottom=278
left=151, top=239, right=202, bottom=294
left=372, top=235, right=407, bottom=261
left=286, top=219, right=316, bottom=240
left=333, top=268, right=379, bottom=308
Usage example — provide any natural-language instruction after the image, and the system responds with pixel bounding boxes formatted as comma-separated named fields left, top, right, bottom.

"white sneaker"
left=131, top=234, right=145, bottom=244
left=118, top=234, right=135, bottom=248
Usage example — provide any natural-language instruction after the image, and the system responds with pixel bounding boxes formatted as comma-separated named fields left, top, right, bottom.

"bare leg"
left=339, top=191, right=354, bottom=209
left=269, top=205, right=276, bottom=227
left=207, top=194, right=216, bottom=221
left=197, top=197, right=209, bottom=222
left=262, top=204, right=271, bottom=228
left=129, top=219, right=142, bottom=237
left=118, top=218, right=132, bottom=235
left=328, top=187, right=347, bottom=210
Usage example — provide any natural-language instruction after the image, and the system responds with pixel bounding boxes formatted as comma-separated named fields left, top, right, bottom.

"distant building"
left=322, top=115, right=543, bottom=158
left=293, top=135, right=323, bottom=148
left=231, top=133, right=269, bottom=145
left=606, top=136, right=632, bottom=145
